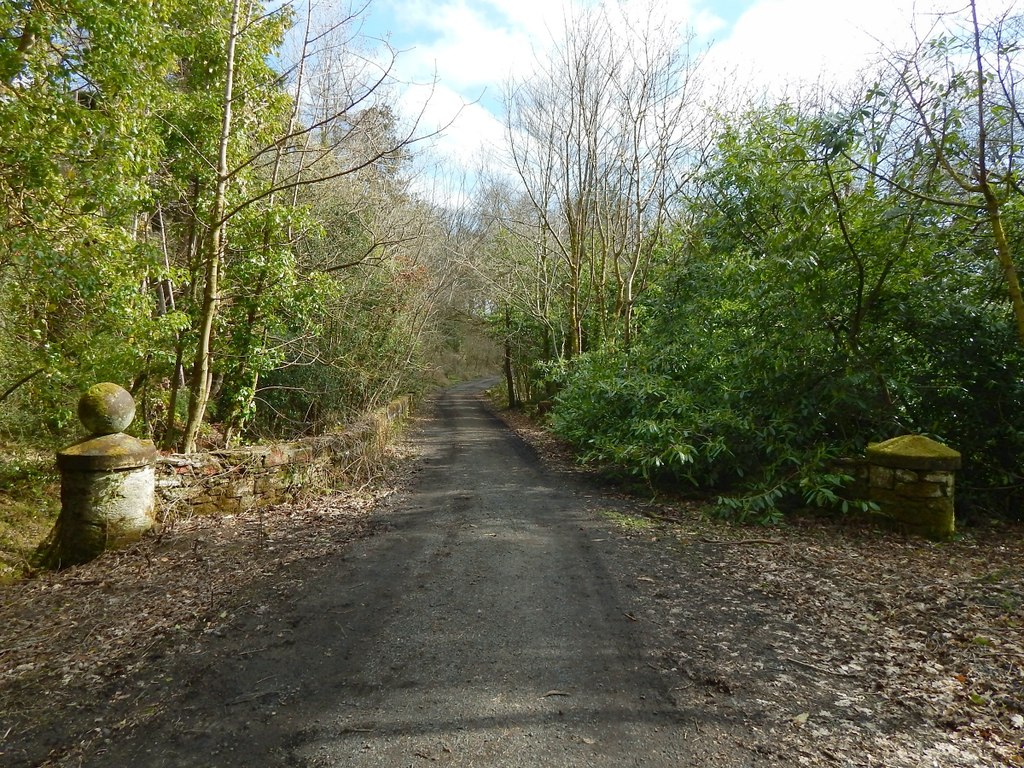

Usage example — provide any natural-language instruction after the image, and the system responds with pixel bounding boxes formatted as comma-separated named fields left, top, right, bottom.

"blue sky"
left=327, top=0, right=1011, bottom=193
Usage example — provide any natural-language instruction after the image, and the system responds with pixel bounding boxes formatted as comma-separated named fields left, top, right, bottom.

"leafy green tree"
left=0, top=0, right=188, bottom=434
left=551, top=93, right=1024, bottom=520
left=0, top=0, right=454, bottom=454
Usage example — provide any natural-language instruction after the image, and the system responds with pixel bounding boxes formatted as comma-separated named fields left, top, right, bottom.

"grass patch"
left=599, top=509, right=658, bottom=531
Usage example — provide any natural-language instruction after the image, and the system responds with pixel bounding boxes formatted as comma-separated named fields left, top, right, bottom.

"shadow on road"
left=87, top=380, right=769, bottom=767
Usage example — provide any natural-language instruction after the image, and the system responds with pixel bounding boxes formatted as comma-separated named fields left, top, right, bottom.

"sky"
left=323, top=0, right=1011, bottom=197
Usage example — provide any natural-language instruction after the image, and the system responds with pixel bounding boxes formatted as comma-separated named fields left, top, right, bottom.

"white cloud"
left=400, top=82, right=505, bottom=164
left=692, top=8, right=729, bottom=40
left=381, top=2, right=520, bottom=91
left=704, top=0, right=1017, bottom=97
left=382, top=0, right=715, bottom=92
left=381, top=0, right=550, bottom=85
left=396, top=79, right=507, bottom=202
left=370, top=0, right=1020, bottom=197
left=707, top=0, right=891, bottom=92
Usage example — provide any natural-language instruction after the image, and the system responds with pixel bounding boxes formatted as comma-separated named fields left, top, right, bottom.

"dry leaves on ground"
left=0, top=462, right=403, bottom=766
left=497, top=404, right=1024, bottom=767
left=711, top=524, right=1024, bottom=767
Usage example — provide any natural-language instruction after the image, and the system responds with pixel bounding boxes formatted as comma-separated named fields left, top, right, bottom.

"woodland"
left=1, top=0, right=1023, bottom=567
left=0, top=3, right=1022, bottom=763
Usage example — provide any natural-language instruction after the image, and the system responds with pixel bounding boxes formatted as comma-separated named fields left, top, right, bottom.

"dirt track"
left=78, top=380, right=772, bottom=767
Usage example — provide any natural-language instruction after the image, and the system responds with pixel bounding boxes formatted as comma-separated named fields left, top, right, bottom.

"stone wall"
left=833, top=435, right=961, bottom=540
left=155, top=396, right=411, bottom=519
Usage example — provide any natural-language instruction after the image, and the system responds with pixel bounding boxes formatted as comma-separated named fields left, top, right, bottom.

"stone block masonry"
left=155, top=396, right=411, bottom=520
left=41, top=383, right=158, bottom=569
left=864, top=434, right=961, bottom=541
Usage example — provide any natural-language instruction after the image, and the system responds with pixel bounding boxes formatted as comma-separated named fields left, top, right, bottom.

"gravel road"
left=90, top=380, right=774, bottom=767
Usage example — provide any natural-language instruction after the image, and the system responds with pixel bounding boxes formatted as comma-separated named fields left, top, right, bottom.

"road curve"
left=91, top=380, right=760, bottom=767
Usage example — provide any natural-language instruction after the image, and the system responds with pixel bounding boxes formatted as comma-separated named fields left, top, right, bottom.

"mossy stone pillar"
left=865, top=435, right=961, bottom=541
left=45, top=383, right=157, bottom=568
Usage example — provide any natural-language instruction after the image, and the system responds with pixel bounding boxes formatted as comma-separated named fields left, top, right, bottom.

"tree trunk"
left=983, top=190, right=1024, bottom=345
left=222, top=2, right=314, bottom=440
left=181, top=0, right=242, bottom=453
left=503, top=304, right=518, bottom=407
left=162, top=339, right=185, bottom=449
left=967, top=0, right=1024, bottom=346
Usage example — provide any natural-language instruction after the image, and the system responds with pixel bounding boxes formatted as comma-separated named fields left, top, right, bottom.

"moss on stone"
left=871, top=498, right=955, bottom=541
left=57, top=433, right=156, bottom=471
left=866, top=434, right=961, bottom=471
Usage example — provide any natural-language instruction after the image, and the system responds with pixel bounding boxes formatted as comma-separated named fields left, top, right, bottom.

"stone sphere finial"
left=78, top=382, right=136, bottom=435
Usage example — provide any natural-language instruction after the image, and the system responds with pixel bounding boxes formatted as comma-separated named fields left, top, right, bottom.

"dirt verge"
left=495, top=404, right=1024, bottom=767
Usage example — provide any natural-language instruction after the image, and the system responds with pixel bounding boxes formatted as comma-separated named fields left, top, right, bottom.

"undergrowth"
left=0, top=447, right=59, bottom=582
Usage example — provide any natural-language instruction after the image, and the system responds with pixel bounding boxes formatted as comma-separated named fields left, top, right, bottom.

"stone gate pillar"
left=42, top=383, right=157, bottom=568
left=865, top=434, right=961, bottom=541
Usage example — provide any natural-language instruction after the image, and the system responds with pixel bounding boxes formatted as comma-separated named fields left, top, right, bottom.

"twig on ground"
left=700, top=536, right=783, bottom=546
left=236, top=646, right=270, bottom=657
left=781, top=655, right=862, bottom=679
left=225, top=689, right=282, bottom=706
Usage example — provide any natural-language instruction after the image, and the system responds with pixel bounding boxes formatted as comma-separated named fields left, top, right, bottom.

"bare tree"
left=468, top=176, right=562, bottom=403
left=504, top=1, right=704, bottom=356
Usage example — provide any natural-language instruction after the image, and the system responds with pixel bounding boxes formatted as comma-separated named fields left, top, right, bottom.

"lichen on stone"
left=78, top=382, right=135, bottom=435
